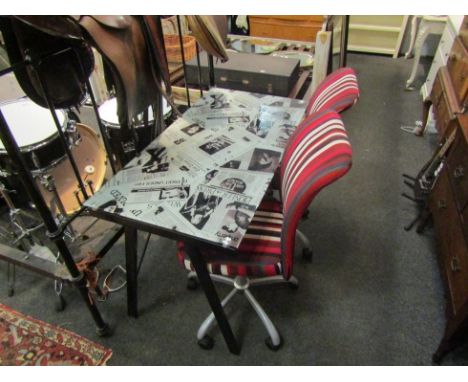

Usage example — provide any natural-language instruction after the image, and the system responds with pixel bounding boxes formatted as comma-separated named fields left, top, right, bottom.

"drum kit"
left=0, top=95, right=171, bottom=303
left=0, top=98, right=107, bottom=218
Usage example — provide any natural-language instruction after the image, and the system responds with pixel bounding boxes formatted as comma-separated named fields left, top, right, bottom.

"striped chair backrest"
left=305, top=67, right=360, bottom=116
left=279, top=110, right=353, bottom=279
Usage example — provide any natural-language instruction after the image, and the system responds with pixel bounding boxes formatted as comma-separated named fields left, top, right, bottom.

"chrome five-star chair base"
left=187, top=271, right=299, bottom=351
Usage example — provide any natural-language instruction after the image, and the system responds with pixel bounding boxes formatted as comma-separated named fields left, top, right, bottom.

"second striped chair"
left=305, top=66, right=360, bottom=116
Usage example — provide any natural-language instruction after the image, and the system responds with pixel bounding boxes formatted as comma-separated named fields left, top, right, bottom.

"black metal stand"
left=33, top=61, right=89, bottom=200
left=85, top=76, right=117, bottom=175
left=125, top=227, right=138, bottom=318
left=401, top=173, right=431, bottom=233
left=339, top=16, right=350, bottom=68
left=195, top=42, right=204, bottom=97
left=0, top=111, right=111, bottom=336
left=184, top=243, right=240, bottom=354
left=208, top=54, right=215, bottom=88
left=0, top=41, right=120, bottom=335
left=177, top=15, right=191, bottom=108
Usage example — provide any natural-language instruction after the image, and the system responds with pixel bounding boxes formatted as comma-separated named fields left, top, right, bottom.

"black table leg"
left=125, top=227, right=138, bottom=318
left=184, top=243, right=240, bottom=355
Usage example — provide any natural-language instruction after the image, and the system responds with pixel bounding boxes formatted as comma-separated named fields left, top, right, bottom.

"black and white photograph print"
left=228, top=116, right=250, bottom=123
left=204, top=169, right=219, bottom=183
left=179, top=191, right=223, bottom=230
left=248, top=148, right=281, bottom=172
left=216, top=201, right=256, bottom=244
left=276, top=124, right=296, bottom=147
left=199, top=135, right=234, bottom=155
left=246, top=117, right=272, bottom=138
left=219, top=177, right=247, bottom=193
left=159, top=186, right=190, bottom=200
left=221, top=160, right=241, bottom=169
left=142, top=146, right=170, bottom=173
left=181, top=123, right=205, bottom=136
left=209, top=93, right=230, bottom=109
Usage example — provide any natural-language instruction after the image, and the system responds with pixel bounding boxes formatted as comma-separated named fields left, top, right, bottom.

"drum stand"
left=0, top=181, right=45, bottom=296
left=0, top=83, right=112, bottom=336
left=39, top=173, right=79, bottom=240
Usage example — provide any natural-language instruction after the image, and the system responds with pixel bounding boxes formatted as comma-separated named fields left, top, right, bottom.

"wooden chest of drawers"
left=429, top=114, right=468, bottom=364
left=447, top=36, right=468, bottom=110
left=431, top=66, right=462, bottom=136
left=430, top=119, right=468, bottom=313
left=428, top=18, right=468, bottom=363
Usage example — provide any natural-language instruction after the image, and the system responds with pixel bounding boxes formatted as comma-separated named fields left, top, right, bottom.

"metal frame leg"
left=125, top=227, right=138, bottom=318
left=184, top=243, right=240, bottom=355
left=197, top=287, right=238, bottom=341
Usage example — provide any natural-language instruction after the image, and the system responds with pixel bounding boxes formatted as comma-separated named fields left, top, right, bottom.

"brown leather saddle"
left=186, top=15, right=229, bottom=62
left=1, top=15, right=174, bottom=163
left=0, top=16, right=94, bottom=109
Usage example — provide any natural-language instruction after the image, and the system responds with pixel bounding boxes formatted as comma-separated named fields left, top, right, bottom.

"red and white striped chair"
left=176, top=109, right=353, bottom=351
left=268, top=67, right=358, bottom=198
left=305, top=67, right=360, bottom=116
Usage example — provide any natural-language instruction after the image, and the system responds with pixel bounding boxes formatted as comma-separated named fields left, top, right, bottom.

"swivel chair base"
left=187, top=272, right=298, bottom=351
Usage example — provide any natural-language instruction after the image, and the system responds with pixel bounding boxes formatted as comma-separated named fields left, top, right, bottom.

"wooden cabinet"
left=447, top=36, right=468, bottom=109
left=429, top=116, right=468, bottom=362
left=428, top=19, right=468, bottom=362
left=431, top=66, right=463, bottom=136
left=430, top=159, right=468, bottom=315
left=249, top=16, right=324, bottom=42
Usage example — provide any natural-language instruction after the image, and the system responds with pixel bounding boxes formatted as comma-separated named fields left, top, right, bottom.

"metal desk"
left=84, top=88, right=306, bottom=354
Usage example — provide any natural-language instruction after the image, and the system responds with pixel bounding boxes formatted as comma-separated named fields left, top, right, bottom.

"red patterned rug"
left=0, top=303, right=112, bottom=365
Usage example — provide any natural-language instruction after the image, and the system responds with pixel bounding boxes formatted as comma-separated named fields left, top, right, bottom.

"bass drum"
left=36, top=123, right=107, bottom=215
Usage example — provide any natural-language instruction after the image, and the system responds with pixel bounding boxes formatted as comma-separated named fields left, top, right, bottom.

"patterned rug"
left=0, top=303, right=112, bottom=365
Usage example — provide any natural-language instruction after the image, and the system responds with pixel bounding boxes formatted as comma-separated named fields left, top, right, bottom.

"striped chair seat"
left=305, top=67, right=360, bottom=116
left=177, top=199, right=284, bottom=278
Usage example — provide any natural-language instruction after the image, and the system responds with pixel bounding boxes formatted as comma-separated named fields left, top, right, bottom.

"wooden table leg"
left=125, top=226, right=138, bottom=318
left=184, top=243, right=241, bottom=355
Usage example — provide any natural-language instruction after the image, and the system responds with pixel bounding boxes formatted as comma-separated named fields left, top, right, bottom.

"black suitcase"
left=185, top=51, right=300, bottom=97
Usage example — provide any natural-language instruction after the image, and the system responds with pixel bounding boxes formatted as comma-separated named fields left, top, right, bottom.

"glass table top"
left=84, top=88, right=305, bottom=249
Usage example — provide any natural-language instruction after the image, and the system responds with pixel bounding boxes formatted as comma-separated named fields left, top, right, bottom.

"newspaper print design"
left=85, top=88, right=305, bottom=249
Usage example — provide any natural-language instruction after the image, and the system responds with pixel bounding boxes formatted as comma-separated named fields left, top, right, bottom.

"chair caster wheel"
left=198, top=335, right=214, bottom=350
left=55, top=296, right=66, bottom=312
left=265, top=335, right=282, bottom=351
left=187, top=277, right=198, bottom=290
left=302, top=248, right=313, bottom=262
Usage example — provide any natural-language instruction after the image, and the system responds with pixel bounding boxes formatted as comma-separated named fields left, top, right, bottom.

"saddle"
left=0, top=16, right=93, bottom=109
left=186, top=16, right=229, bottom=62
left=1, top=16, right=173, bottom=145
